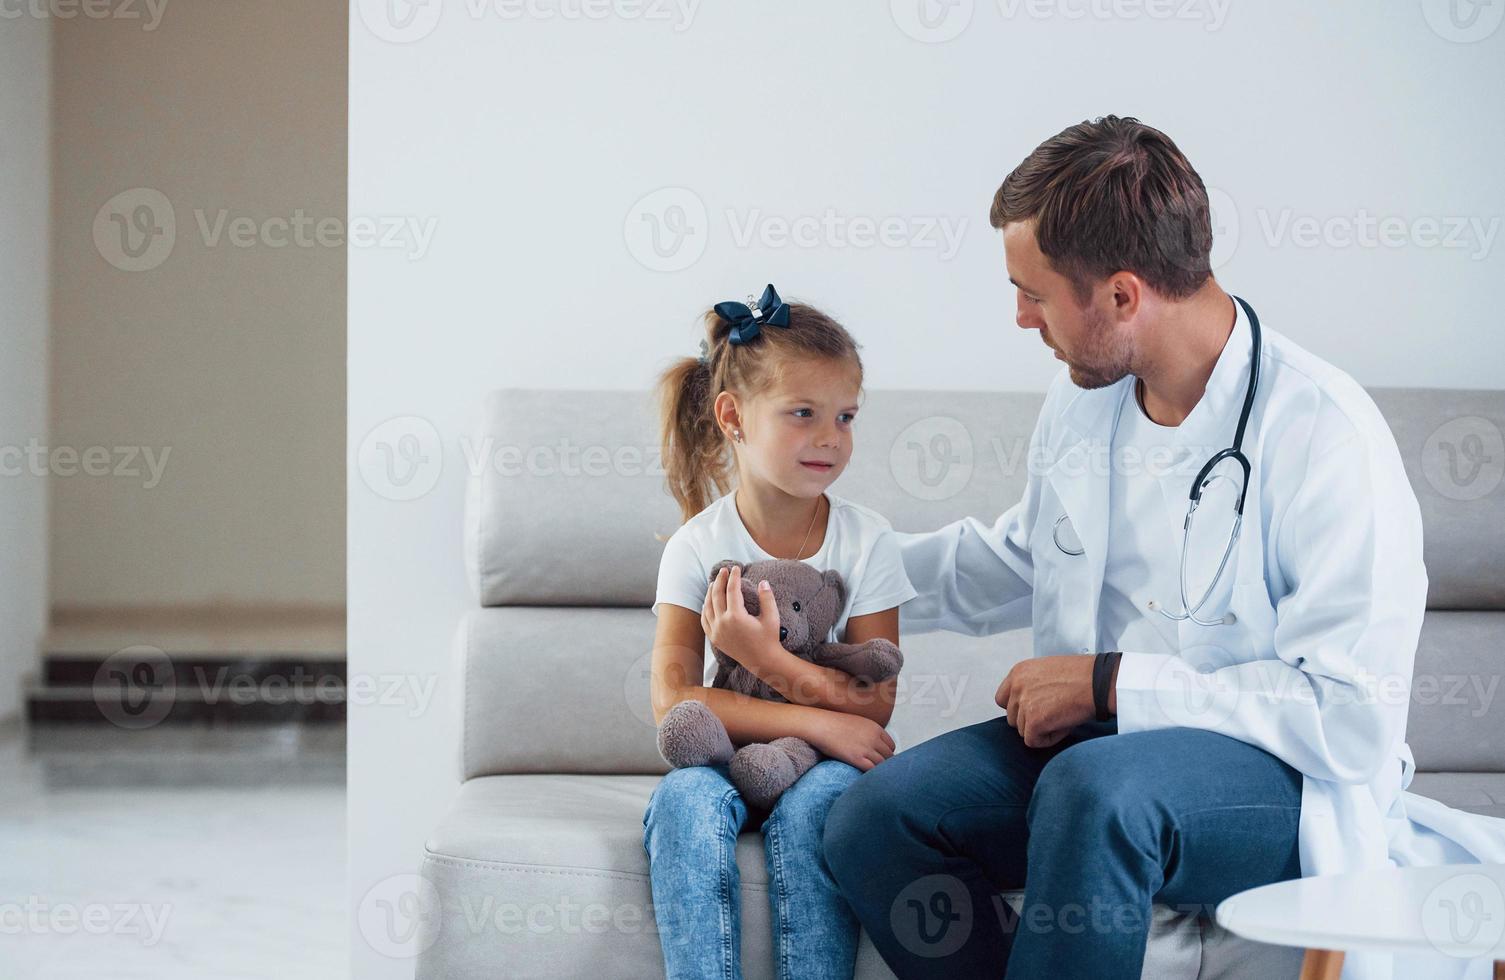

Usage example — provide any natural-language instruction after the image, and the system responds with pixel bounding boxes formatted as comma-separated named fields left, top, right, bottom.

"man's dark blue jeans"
left=822, top=716, right=1304, bottom=979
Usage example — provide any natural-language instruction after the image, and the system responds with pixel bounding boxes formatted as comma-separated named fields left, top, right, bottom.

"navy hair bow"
left=714, top=284, right=791, bottom=346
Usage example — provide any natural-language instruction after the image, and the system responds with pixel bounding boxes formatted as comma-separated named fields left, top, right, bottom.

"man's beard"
left=1063, top=305, right=1133, bottom=390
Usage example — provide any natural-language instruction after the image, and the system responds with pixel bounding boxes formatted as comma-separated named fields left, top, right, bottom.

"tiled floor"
left=0, top=723, right=346, bottom=979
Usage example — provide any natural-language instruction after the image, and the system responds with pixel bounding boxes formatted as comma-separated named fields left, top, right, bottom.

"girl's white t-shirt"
left=654, top=491, right=918, bottom=682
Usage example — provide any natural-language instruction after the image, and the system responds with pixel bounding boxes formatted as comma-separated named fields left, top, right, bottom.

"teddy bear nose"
left=779, top=626, right=788, bottom=642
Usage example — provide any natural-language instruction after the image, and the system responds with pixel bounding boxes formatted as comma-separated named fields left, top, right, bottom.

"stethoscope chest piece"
left=1052, top=513, right=1085, bottom=556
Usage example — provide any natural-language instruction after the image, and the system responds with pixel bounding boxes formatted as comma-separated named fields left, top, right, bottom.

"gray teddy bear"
left=655, top=558, right=904, bottom=809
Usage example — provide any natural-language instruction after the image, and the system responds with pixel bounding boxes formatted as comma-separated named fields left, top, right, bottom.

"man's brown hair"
left=990, top=115, right=1214, bottom=303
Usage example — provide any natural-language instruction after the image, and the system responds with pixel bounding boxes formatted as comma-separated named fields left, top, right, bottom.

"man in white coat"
left=823, top=115, right=1505, bottom=980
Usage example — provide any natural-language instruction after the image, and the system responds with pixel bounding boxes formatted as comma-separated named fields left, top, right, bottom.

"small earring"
left=733, top=429, right=742, bottom=442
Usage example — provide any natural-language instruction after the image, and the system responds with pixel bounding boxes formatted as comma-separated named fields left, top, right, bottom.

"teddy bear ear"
left=708, top=559, right=744, bottom=584
left=821, top=569, right=847, bottom=611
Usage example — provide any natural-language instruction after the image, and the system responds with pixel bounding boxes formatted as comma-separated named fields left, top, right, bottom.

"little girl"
left=642, top=284, right=917, bottom=979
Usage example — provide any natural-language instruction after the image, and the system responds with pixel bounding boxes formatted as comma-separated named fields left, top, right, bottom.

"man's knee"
left=1027, top=736, right=1152, bottom=837
left=823, top=763, right=905, bottom=880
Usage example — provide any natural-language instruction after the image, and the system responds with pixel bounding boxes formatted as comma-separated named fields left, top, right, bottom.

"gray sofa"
left=416, top=387, right=1505, bottom=979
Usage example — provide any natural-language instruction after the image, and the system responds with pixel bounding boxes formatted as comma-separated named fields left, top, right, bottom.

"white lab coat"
left=896, top=300, right=1505, bottom=980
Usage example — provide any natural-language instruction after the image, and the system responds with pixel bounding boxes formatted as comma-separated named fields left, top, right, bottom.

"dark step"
left=27, top=654, right=348, bottom=726
left=26, top=685, right=346, bottom=726
left=43, top=654, right=345, bottom=687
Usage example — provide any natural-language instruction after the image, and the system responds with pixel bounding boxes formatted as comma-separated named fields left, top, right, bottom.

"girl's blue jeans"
left=642, top=758, right=862, bottom=980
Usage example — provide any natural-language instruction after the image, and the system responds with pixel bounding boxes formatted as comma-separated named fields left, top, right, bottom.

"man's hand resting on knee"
left=997, top=655, right=1120, bottom=748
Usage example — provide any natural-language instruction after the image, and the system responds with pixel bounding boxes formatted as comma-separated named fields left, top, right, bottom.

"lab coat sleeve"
left=894, top=386, right=1058, bottom=637
left=1114, top=413, right=1427, bottom=785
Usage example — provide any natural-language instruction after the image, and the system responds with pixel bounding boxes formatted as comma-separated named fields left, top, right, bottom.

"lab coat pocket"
left=1178, top=581, right=1273, bottom=672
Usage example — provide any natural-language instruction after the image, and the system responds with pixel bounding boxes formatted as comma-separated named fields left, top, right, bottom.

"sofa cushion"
left=418, top=769, right=1504, bottom=979
left=455, top=606, right=1034, bottom=779
left=1406, top=772, right=1505, bottom=820
left=1403, top=611, right=1505, bottom=772
left=1371, top=388, right=1505, bottom=610
left=457, top=605, right=1503, bottom=780
left=464, top=388, right=1505, bottom=611
left=417, top=773, right=1216, bottom=980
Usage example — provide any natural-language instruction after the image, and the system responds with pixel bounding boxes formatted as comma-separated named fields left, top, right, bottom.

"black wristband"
left=1092, top=651, right=1122, bottom=722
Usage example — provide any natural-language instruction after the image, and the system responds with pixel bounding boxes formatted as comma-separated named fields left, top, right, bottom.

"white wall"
left=348, top=2, right=1505, bottom=974
left=0, top=14, right=51, bottom=724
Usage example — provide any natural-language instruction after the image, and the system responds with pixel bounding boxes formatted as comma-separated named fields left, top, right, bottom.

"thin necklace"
left=741, top=490, right=824, bottom=560
left=793, top=495, right=823, bottom=561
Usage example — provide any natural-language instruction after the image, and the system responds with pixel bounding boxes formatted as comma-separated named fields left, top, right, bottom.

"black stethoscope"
left=1052, top=295, right=1262, bottom=628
